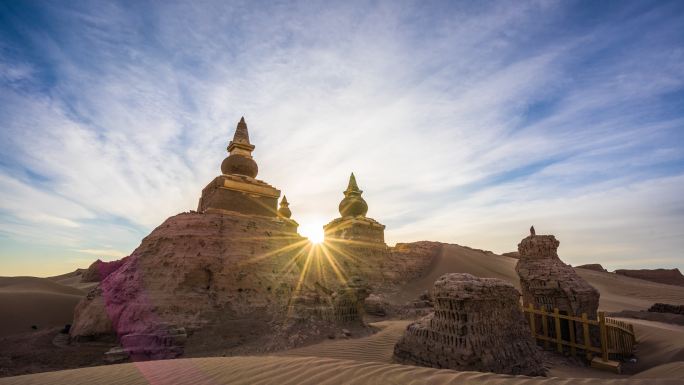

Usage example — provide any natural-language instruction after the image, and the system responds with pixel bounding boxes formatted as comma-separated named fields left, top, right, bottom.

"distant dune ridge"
left=614, top=269, right=684, bottom=287
left=575, top=264, right=608, bottom=273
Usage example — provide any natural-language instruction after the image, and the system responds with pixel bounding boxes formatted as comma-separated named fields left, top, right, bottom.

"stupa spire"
left=228, top=116, right=255, bottom=154
left=344, top=172, right=362, bottom=196
left=231, top=116, right=251, bottom=146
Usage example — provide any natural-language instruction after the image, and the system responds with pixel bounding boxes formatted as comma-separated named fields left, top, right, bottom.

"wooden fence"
left=521, top=304, right=636, bottom=363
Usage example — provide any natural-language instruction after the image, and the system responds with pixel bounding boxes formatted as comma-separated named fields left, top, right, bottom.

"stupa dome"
left=221, top=154, right=258, bottom=177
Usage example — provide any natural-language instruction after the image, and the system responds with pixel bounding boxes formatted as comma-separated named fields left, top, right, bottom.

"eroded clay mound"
left=393, top=273, right=544, bottom=376
left=70, top=211, right=306, bottom=344
left=69, top=211, right=443, bottom=357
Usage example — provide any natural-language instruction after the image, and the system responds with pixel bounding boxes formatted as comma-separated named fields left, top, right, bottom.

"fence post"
left=582, top=312, right=591, bottom=361
left=569, top=318, right=576, bottom=357
left=599, top=311, right=609, bottom=362
left=541, top=307, right=549, bottom=349
left=554, top=308, right=562, bottom=353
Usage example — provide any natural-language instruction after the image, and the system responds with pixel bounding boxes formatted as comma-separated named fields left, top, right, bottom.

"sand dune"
left=0, top=277, right=85, bottom=337
left=279, top=319, right=684, bottom=378
left=2, top=355, right=681, bottom=385
left=631, top=361, right=684, bottom=379
left=0, top=277, right=85, bottom=296
left=616, top=318, right=684, bottom=373
left=278, top=320, right=410, bottom=363
left=390, top=244, right=684, bottom=312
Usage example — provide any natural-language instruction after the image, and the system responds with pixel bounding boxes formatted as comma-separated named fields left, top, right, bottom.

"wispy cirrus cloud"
left=1, top=1, right=683, bottom=276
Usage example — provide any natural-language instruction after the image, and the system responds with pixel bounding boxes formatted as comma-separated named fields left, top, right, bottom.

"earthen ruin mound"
left=516, top=235, right=599, bottom=318
left=393, top=273, right=544, bottom=376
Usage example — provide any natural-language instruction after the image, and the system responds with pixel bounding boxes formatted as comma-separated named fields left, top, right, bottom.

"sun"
left=299, top=222, right=325, bottom=244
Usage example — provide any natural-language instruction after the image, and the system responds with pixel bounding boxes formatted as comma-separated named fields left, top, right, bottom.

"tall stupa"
left=197, top=117, right=284, bottom=220
left=323, top=173, right=386, bottom=247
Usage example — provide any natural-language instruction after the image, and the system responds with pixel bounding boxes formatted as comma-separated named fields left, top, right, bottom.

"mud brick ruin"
left=515, top=230, right=600, bottom=348
left=516, top=231, right=599, bottom=318
left=287, top=277, right=370, bottom=325
left=393, top=273, right=545, bottom=376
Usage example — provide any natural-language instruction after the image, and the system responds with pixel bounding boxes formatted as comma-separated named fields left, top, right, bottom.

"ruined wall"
left=515, top=234, right=600, bottom=349
left=287, top=278, right=369, bottom=325
left=393, top=273, right=544, bottom=376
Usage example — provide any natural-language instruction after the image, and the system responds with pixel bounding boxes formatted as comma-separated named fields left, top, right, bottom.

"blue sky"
left=1, top=0, right=683, bottom=276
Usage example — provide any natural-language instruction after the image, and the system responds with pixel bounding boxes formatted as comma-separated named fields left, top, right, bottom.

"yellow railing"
left=521, top=304, right=636, bottom=362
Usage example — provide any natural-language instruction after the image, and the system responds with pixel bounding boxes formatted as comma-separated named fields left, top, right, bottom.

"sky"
left=1, top=0, right=683, bottom=277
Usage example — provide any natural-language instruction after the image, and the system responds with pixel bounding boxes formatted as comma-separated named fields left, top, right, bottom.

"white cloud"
left=1, top=1, right=683, bottom=275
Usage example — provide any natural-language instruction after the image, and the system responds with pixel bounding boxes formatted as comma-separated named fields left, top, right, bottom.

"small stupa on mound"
left=198, top=117, right=283, bottom=219
left=323, top=173, right=386, bottom=247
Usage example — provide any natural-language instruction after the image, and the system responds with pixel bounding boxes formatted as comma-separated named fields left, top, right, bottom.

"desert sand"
left=1, top=355, right=682, bottom=385
left=0, top=277, right=86, bottom=337
left=1, top=244, right=683, bottom=384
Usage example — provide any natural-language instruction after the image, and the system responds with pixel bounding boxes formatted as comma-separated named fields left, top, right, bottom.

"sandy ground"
left=0, top=277, right=86, bottom=337
left=1, top=245, right=683, bottom=383
left=1, top=356, right=682, bottom=385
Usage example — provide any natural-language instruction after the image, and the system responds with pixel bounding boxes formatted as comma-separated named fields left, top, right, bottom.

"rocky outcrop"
left=615, top=269, right=684, bottom=287
left=70, top=211, right=306, bottom=357
left=608, top=309, right=684, bottom=326
left=81, top=258, right=129, bottom=283
left=393, top=273, right=544, bottom=376
left=575, top=264, right=607, bottom=273
left=648, top=303, right=684, bottom=315
left=515, top=234, right=599, bottom=319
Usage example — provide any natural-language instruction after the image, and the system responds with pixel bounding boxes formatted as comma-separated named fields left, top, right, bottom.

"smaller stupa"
left=197, top=117, right=281, bottom=217
left=277, top=195, right=299, bottom=232
left=323, top=173, right=386, bottom=247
